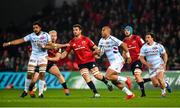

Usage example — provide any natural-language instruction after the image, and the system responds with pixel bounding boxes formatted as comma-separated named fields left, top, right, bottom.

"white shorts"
left=28, top=55, right=48, bottom=66
left=108, top=62, right=124, bottom=73
left=149, top=65, right=165, bottom=78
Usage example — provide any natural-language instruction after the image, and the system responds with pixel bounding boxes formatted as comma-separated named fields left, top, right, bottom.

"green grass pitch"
left=0, top=89, right=180, bottom=107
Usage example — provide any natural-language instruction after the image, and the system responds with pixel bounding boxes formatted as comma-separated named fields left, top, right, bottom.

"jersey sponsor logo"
left=152, top=47, right=158, bottom=50
left=40, top=36, right=45, bottom=40
left=74, top=46, right=86, bottom=50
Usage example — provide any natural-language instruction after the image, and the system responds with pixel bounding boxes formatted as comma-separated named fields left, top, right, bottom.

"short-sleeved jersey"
left=123, top=34, right=144, bottom=63
left=98, top=35, right=124, bottom=65
left=66, top=35, right=95, bottom=65
left=140, top=42, right=166, bottom=69
left=24, top=31, right=51, bottom=56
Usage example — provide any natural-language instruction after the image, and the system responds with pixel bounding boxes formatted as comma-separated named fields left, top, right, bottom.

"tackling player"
left=123, top=25, right=151, bottom=97
left=96, top=26, right=135, bottom=100
left=139, top=32, right=172, bottom=97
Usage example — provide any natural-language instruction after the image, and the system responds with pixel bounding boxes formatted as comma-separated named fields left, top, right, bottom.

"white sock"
left=161, top=88, right=166, bottom=94
left=117, top=76, right=127, bottom=82
left=165, top=81, right=168, bottom=88
left=24, top=78, right=31, bottom=92
left=39, top=80, right=45, bottom=95
left=122, top=87, right=133, bottom=95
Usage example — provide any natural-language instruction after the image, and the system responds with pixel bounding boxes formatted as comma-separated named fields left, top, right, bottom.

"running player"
left=3, top=22, right=51, bottom=98
left=96, top=26, right=135, bottom=100
left=60, top=24, right=113, bottom=98
left=139, top=32, right=172, bottom=97
left=123, top=25, right=151, bottom=97
left=21, top=30, right=70, bottom=98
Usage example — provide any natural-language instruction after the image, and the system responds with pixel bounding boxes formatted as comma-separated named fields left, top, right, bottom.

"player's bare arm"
left=3, top=38, right=26, bottom=47
left=139, top=56, right=152, bottom=68
left=92, top=45, right=102, bottom=59
left=120, top=43, right=131, bottom=63
left=60, top=51, right=68, bottom=59
left=54, top=43, right=70, bottom=49
left=48, top=52, right=61, bottom=62
left=38, top=42, right=69, bottom=50
left=161, top=52, right=168, bottom=69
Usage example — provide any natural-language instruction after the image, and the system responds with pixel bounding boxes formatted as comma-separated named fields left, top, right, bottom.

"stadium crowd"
left=0, top=0, right=179, bottom=71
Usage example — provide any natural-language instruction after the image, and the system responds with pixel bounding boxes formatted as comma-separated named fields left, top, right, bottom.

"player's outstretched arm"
left=3, top=38, right=26, bottom=47
left=120, top=43, right=131, bottom=63
left=53, top=43, right=70, bottom=48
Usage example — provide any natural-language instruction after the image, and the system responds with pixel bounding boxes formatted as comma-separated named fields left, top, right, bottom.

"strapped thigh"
left=90, top=67, right=100, bottom=75
left=39, top=66, right=47, bottom=73
left=27, top=66, right=35, bottom=73
left=80, top=68, right=89, bottom=76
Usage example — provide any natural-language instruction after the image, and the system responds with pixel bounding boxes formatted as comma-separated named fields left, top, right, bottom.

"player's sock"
left=138, top=82, right=146, bottom=96
left=29, top=82, right=36, bottom=91
left=122, top=87, right=133, bottom=95
left=87, top=81, right=98, bottom=94
left=39, top=80, right=45, bottom=95
left=100, top=76, right=108, bottom=85
left=117, top=76, right=127, bottom=82
left=62, top=82, right=68, bottom=89
left=161, top=88, right=166, bottom=97
left=143, top=78, right=151, bottom=83
left=24, top=79, right=31, bottom=92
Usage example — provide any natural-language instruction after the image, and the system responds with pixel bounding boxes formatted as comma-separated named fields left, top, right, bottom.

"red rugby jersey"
left=66, top=35, right=95, bottom=65
left=123, top=34, right=144, bottom=63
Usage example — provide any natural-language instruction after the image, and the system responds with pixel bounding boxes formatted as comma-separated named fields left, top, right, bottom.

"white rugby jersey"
left=24, top=31, right=51, bottom=56
left=140, top=42, right=166, bottom=68
left=98, top=35, right=124, bottom=65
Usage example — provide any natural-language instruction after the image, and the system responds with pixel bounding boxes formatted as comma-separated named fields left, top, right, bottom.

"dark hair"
left=73, top=24, right=82, bottom=30
left=33, top=22, right=42, bottom=28
left=146, top=32, right=155, bottom=39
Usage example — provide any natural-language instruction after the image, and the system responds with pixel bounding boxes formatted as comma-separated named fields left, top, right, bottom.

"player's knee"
left=82, top=73, right=91, bottom=82
left=39, top=72, right=45, bottom=80
left=94, top=73, right=102, bottom=80
left=153, top=83, right=159, bottom=87
left=27, top=72, right=34, bottom=79
left=111, top=81, right=118, bottom=85
left=105, top=74, right=112, bottom=81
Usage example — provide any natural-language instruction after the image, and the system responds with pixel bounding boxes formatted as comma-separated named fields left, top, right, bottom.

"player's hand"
left=161, top=64, right=166, bottom=70
left=146, top=63, right=153, bottom=68
left=64, top=43, right=70, bottom=47
left=93, top=48, right=101, bottom=55
left=126, top=57, right=132, bottom=64
left=3, top=42, right=11, bottom=47
left=37, top=43, right=45, bottom=48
